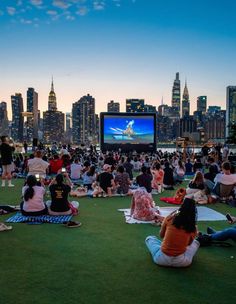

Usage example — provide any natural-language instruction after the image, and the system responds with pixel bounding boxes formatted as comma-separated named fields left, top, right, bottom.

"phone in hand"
left=226, top=213, right=233, bottom=223
left=61, top=168, right=66, bottom=173
left=35, top=174, right=40, bottom=181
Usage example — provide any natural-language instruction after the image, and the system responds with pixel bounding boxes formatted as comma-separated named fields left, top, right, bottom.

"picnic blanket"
left=5, top=212, right=73, bottom=224
left=118, top=206, right=226, bottom=224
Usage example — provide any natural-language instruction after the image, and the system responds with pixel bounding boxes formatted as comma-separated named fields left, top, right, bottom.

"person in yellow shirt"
left=145, top=198, right=200, bottom=267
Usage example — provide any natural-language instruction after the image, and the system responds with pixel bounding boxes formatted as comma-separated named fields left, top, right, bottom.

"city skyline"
left=1, top=0, right=236, bottom=117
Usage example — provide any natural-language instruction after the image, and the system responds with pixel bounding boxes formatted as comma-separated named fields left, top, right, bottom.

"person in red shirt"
left=49, top=154, right=63, bottom=175
left=145, top=198, right=199, bottom=267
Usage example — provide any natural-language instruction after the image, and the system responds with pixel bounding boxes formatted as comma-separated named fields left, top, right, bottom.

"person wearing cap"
left=95, top=164, right=115, bottom=197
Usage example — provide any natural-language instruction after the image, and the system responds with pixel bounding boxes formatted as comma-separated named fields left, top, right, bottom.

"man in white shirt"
left=70, top=158, right=83, bottom=180
left=214, top=162, right=236, bottom=185
left=27, top=150, right=49, bottom=178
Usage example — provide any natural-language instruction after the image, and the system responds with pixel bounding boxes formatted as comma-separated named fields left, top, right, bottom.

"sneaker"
left=63, top=221, right=82, bottom=228
left=8, top=184, right=14, bottom=187
left=0, top=223, right=13, bottom=232
left=207, top=227, right=216, bottom=234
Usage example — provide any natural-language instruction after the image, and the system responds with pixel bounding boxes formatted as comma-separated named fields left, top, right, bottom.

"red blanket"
left=160, top=197, right=182, bottom=205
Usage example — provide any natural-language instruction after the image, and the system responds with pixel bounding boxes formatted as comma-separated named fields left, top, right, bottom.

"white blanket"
left=118, top=206, right=226, bottom=224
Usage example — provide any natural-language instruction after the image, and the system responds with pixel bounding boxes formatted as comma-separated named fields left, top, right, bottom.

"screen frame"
left=100, top=112, right=157, bottom=153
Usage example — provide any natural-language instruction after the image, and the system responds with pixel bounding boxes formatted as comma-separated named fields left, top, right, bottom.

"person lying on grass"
left=21, top=175, right=48, bottom=216
left=206, top=214, right=236, bottom=242
left=145, top=198, right=200, bottom=267
left=48, top=173, right=79, bottom=216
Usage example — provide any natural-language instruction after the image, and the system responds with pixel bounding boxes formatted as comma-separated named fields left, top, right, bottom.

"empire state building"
left=43, top=79, right=64, bottom=143
left=48, top=79, right=57, bottom=111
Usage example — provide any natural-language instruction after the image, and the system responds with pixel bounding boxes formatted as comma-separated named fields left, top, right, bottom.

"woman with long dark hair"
left=21, top=175, right=48, bottom=216
left=48, top=173, right=79, bottom=215
left=145, top=198, right=199, bottom=267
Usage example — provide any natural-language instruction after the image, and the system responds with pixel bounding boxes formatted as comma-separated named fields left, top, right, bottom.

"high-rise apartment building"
left=107, top=100, right=120, bottom=112
left=171, top=72, right=181, bottom=116
left=126, top=99, right=145, bottom=112
left=144, top=104, right=156, bottom=113
left=43, top=80, right=64, bottom=143
left=0, top=102, right=9, bottom=136
left=226, top=86, right=236, bottom=138
left=204, top=110, right=226, bottom=141
left=197, top=96, right=207, bottom=114
left=72, top=94, right=96, bottom=144
left=11, top=93, right=24, bottom=141
left=26, top=87, right=38, bottom=142
left=182, top=82, right=190, bottom=117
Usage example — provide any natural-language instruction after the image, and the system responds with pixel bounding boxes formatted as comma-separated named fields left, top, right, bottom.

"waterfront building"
left=171, top=72, right=181, bottom=116
left=72, top=94, right=96, bottom=145
left=179, top=115, right=197, bottom=139
left=197, top=96, right=207, bottom=114
left=43, top=80, right=64, bottom=143
left=208, top=106, right=221, bottom=114
left=107, top=100, right=120, bottom=112
left=204, top=110, right=226, bottom=141
left=182, top=82, right=190, bottom=117
left=144, top=104, right=156, bottom=113
left=157, top=115, right=174, bottom=142
left=226, top=86, right=236, bottom=138
left=126, top=99, right=145, bottom=112
left=0, top=102, right=9, bottom=136
left=11, top=93, right=24, bottom=141
left=26, top=87, right=38, bottom=142
left=193, top=110, right=204, bottom=128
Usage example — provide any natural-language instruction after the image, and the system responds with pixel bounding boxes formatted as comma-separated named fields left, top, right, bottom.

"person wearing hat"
left=95, top=164, right=115, bottom=197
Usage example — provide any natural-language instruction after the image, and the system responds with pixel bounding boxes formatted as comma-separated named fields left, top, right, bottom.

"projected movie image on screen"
left=104, top=116, right=154, bottom=144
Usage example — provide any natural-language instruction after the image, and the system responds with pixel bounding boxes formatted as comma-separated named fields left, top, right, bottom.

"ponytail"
left=24, top=175, right=37, bottom=201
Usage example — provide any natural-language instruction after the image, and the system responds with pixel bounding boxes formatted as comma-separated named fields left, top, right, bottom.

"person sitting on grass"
left=163, top=161, right=174, bottom=190
left=114, top=165, right=131, bottom=195
left=136, top=166, right=152, bottom=193
left=93, top=164, right=116, bottom=197
left=186, top=171, right=205, bottom=195
left=130, top=187, right=161, bottom=221
left=206, top=215, right=236, bottom=242
left=48, top=173, right=79, bottom=215
left=82, top=165, right=97, bottom=191
left=151, top=162, right=164, bottom=192
left=145, top=198, right=200, bottom=268
left=21, top=175, right=48, bottom=216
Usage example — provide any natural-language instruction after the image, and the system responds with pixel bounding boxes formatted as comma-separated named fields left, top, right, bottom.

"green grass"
left=0, top=179, right=236, bottom=304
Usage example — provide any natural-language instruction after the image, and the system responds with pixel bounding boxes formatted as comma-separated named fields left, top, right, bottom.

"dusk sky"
left=0, top=0, right=236, bottom=118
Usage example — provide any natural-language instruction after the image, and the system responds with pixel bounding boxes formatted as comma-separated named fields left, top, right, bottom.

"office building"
left=0, top=102, right=9, bottom=136
left=72, top=94, right=96, bottom=144
left=197, top=96, right=207, bottom=114
left=226, top=86, right=236, bottom=138
left=26, top=88, right=38, bottom=142
left=126, top=99, right=145, bottom=112
left=107, top=100, right=120, bottom=112
left=11, top=93, right=24, bottom=141
left=171, top=72, right=181, bottom=116
left=204, top=110, right=226, bottom=141
left=144, top=104, right=156, bottom=113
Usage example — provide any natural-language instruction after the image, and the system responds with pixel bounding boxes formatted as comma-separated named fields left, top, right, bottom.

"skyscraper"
left=48, top=78, right=57, bottom=111
left=226, top=86, right=236, bottom=138
left=107, top=100, right=120, bottom=112
left=0, top=102, right=9, bottom=136
left=126, top=99, right=145, bottom=112
left=43, top=80, right=64, bottom=143
left=72, top=94, right=96, bottom=144
left=171, top=72, right=181, bottom=116
left=26, top=87, right=38, bottom=142
left=197, top=96, right=207, bottom=114
left=182, top=81, right=190, bottom=117
left=11, top=93, right=24, bottom=141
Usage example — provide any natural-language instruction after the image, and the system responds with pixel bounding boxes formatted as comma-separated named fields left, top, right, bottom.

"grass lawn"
left=0, top=179, right=236, bottom=304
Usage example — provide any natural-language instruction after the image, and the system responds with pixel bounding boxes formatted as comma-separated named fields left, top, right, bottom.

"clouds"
left=1, top=0, right=136, bottom=25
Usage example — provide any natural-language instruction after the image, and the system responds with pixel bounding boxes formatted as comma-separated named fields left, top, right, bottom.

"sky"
left=0, top=0, right=236, bottom=119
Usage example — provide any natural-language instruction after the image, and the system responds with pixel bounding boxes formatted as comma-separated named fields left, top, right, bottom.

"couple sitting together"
left=21, top=173, right=78, bottom=216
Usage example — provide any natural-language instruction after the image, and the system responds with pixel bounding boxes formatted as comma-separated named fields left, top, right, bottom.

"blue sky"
left=0, top=0, right=236, bottom=118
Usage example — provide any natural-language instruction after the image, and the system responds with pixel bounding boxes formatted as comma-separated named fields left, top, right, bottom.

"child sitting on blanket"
left=130, top=188, right=162, bottom=222
left=48, top=173, right=79, bottom=215
left=21, top=175, right=48, bottom=216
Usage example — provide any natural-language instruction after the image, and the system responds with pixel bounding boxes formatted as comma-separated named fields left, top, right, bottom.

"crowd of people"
left=0, top=136, right=236, bottom=267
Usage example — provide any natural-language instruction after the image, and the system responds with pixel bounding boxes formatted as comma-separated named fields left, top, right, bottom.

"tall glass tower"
left=11, top=93, right=24, bottom=141
left=171, top=72, right=181, bottom=116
